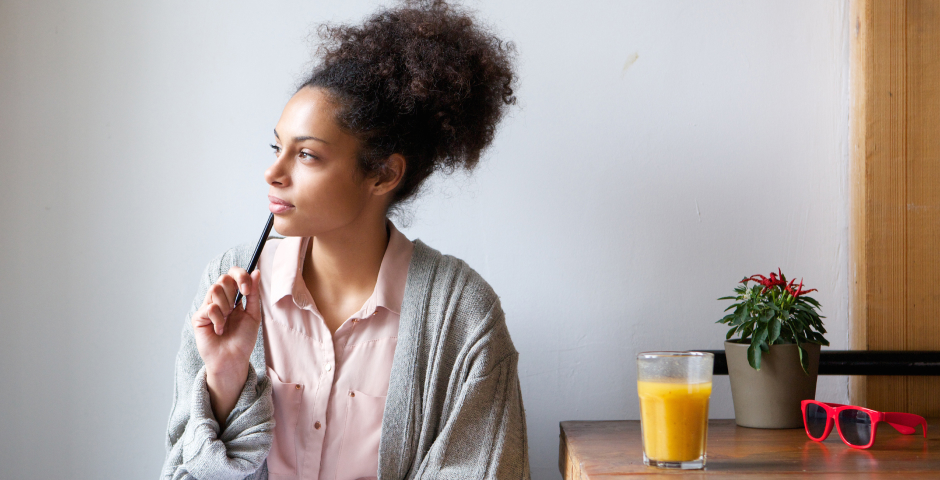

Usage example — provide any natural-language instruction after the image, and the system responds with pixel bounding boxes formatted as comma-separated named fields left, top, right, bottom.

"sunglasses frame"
left=801, top=400, right=928, bottom=449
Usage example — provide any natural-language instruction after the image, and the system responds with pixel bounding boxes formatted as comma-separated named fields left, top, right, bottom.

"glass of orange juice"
left=637, top=351, right=714, bottom=469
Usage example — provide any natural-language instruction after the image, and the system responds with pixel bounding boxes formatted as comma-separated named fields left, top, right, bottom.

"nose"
left=265, top=153, right=290, bottom=187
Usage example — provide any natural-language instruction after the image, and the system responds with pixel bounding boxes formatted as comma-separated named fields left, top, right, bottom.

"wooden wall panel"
left=848, top=0, right=869, bottom=407
left=903, top=0, right=940, bottom=416
left=850, top=0, right=940, bottom=415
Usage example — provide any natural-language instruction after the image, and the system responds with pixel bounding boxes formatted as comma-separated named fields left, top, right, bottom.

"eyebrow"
left=273, top=128, right=330, bottom=145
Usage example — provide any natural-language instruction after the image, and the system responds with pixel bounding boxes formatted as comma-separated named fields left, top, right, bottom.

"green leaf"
left=741, top=324, right=754, bottom=340
left=780, top=324, right=795, bottom=344
left=753, top=325, right=769, bottom=347
left=747, top=341, right=762, bottom=370
left=798, top=345, right=810, bottom=375
left=718, top=296, right=738, bottom=301
left=749, top=325, right=770, bottom=357
left=802, top=296, right=821, bottom=308
left=726, top=326, right=739, bottom=340
left=809, top=331, right=830, bottom=346
left=768, top=317, right=782, bottom=344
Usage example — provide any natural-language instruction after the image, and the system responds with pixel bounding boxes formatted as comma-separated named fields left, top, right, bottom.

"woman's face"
left=265, top=87, right=379, bottom=238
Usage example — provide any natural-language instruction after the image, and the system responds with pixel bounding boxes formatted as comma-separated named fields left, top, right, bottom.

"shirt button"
left=314, top=421, right=321, bottom=429
left=326, top=363, right=332, bottom=372
left=295, top=384, right=301, bottom=390
left=350, top=392, right=356, bottom=397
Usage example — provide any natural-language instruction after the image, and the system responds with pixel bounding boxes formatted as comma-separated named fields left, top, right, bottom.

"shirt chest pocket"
left=336, top=390, right=387, bottom=480
left=267, top=368, right=304, bottom=478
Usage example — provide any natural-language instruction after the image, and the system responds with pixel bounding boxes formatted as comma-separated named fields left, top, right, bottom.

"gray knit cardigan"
left=162, top=239, right=531, bottom=480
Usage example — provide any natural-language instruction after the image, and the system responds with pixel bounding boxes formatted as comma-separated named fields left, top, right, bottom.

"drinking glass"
left=636, top=351, right=714, bottom=469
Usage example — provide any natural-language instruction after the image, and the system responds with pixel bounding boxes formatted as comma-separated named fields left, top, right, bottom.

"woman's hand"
left=191, top=266, right=263, bottom=424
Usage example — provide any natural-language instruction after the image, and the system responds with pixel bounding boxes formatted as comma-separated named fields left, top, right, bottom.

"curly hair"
left=301, top=0, right=517, bottom=209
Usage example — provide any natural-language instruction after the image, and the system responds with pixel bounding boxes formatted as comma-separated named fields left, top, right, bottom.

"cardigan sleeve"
left=410, top=325, right=531, bottom=479
left=160, top=253, right=274, bottom=480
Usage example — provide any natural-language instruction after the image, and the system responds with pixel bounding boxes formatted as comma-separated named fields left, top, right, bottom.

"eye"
left=299, top=150, right=319, bottom=161
left=269, top=143, right=281, bottom=155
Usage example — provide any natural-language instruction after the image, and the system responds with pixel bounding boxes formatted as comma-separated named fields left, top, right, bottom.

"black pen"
left=233, top=212, right=275, bottom=308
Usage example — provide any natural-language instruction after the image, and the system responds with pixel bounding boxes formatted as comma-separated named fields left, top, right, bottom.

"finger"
left=206, top=303, right=227, bottom=336
left=227, top=266, right=252, bottom=299
left=208, top=283, right=235, bottom=317
left=202, top=286, right=214, bottom=307
left=244, top=270, right=263, bottom=321
left=191, top=305, right=214, bottom=329
left=216, top=274, right=239, bottom=309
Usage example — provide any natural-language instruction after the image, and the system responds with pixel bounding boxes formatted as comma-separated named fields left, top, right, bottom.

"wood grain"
left=560, top=419, right=940, bottom=479
left=849, top=0, right=940, bottom=415
left=848, top=0, right=870, bottom=410
left=902, top=0, right=940, bottom=418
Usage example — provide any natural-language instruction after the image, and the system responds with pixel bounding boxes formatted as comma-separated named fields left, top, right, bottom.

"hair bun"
left=303, top=0, right=517, bottom=207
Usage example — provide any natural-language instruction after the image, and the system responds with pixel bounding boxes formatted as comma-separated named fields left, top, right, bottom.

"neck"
left=303, top=213, right=390, bottom=303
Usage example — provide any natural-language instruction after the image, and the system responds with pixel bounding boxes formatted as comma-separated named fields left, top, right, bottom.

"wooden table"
left=559, top=419, right=940, bottom=479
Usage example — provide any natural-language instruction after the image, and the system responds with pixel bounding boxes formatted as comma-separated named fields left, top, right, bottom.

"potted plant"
left=717, top=269, right=828, bottom=428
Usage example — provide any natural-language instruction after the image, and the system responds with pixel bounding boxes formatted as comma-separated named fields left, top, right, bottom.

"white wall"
left=0, top=1, right=849, bottom=478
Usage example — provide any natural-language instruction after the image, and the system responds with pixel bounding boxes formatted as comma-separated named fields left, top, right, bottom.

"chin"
left=272, top=215, right=306, bottom=237
left=274, top=213, right=331, bottom=238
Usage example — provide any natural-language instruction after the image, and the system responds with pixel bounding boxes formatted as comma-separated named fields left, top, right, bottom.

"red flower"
left=742, top=268, right=788, bottom=294
left=785, top=278, right=818, bottom=298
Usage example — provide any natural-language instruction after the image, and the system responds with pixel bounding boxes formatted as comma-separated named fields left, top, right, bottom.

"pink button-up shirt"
left=257, top=222, right=414, bottom=480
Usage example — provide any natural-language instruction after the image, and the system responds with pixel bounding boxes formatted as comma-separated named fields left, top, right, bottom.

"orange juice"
left=637, top=380, right=712, bottom=462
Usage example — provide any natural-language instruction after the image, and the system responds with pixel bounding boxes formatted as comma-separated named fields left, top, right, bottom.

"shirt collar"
left=268, top=221, right=414, bottom=315
left=373, top=220, right=414, bottom=316
left=269, top=236, right=310, bottom=307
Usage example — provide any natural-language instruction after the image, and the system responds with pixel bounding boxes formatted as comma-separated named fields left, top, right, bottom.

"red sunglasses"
left=801, top=400, right=927, bottom=449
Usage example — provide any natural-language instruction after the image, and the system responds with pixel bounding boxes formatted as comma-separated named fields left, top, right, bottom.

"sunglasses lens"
left=838, top=409, right=873, bottom=446
left=804, top=403, right=828, bottom=439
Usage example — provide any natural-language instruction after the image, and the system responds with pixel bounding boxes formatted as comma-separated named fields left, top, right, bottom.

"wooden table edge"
left=559, top=419, right=940, bottom=479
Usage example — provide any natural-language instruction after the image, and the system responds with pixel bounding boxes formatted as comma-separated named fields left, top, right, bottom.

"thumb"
left=245, top=270, right=263, bottom=321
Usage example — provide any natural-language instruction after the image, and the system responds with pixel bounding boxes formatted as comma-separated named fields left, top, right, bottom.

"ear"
left=370, top=153, right=406, bottom=197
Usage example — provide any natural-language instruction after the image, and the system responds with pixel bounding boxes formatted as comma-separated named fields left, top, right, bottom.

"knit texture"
left=162, top=239, right=530, bottom=480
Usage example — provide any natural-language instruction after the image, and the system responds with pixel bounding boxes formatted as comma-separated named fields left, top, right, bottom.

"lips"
left=268, top=195, right=295, bottom=214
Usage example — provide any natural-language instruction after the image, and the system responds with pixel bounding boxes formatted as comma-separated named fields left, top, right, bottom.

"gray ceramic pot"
left=724, top=340, right=820, bottom=429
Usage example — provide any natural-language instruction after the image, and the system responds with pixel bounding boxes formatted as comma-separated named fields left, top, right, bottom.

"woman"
left=161, top=1, right=529, bottom=479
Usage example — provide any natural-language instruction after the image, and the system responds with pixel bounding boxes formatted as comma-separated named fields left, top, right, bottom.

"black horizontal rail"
left=697, top=350, right=940, bottom=376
